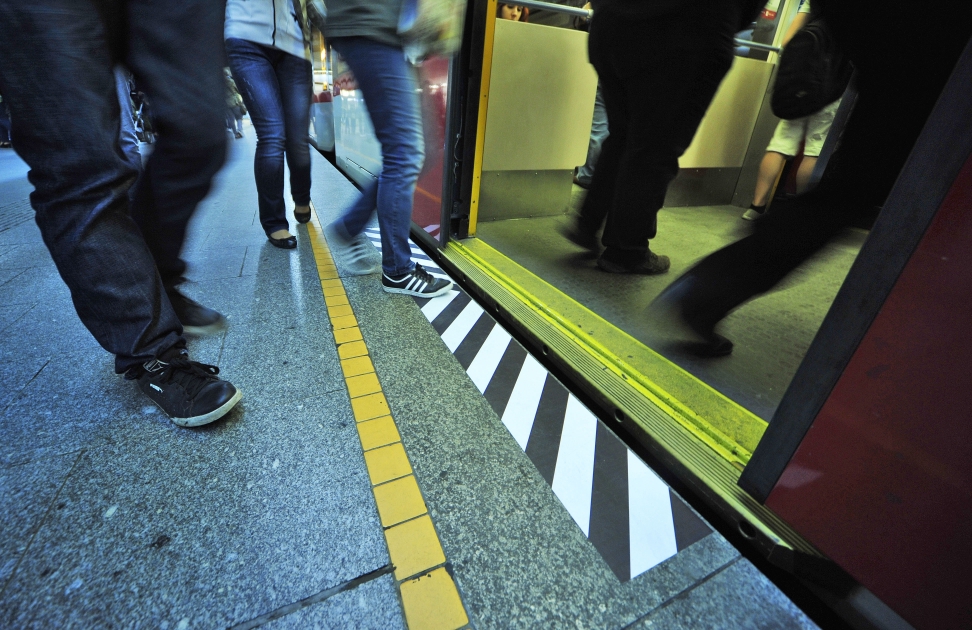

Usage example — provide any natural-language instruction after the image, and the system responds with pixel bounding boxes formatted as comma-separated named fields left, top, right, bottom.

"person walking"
left=560, top=0, right=763, bottom=275
left=322, top=0, right=453, bottom=298
left=225, top=0, right=315, bottom=250
left=0, top=0, right=241, bottom=427
left=742, top=0, right=839, bottom=221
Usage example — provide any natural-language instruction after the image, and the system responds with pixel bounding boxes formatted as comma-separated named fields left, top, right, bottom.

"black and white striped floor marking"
left=364, top=227, right=712, bottom=581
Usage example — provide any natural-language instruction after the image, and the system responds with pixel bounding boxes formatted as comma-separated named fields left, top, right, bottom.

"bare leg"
left=795, top=156, right=818, bottom=194
left=752, top=151, right=788, bottom=207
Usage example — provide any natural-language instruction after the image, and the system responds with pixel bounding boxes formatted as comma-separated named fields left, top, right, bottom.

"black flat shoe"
left=268, top=234, right=297, bottom=249
left=294, top=201, right=314, bottom=224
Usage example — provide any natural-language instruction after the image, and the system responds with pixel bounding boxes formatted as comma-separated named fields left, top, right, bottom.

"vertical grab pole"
left=467, top=0, right=498, bottom=238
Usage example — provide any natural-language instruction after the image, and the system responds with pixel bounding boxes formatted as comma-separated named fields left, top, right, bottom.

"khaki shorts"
left=766, top=98, right=842, bottom=157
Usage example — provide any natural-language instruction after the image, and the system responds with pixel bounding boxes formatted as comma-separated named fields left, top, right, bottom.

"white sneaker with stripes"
left=382, top=263, right=453, bottom=297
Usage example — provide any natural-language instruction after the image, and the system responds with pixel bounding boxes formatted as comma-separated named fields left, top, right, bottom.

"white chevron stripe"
left=500, top=355, right=548, bottom=450
left=466, top=324, right=512, bottom=393
left=441, top=300, right=485, bottom=352
left=362, top=233, right=444, bottom=272
left=421, top=290, right=458, bottom=321
left=627, top=450, right=678, bottom=576
left=551, top=396, right=599, bottom=536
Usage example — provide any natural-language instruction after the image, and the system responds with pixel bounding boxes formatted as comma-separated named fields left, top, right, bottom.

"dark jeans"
left=330, top=37, right=425, bottom=277
left=579, top=3, right=738, bottom=265
left=0, top=0, right=227, bottom=373
left=225, top=38, right=312, bottom=237
left=663, top=0, right=972, bottom=328
left=0, top=103, right=10, bottom=143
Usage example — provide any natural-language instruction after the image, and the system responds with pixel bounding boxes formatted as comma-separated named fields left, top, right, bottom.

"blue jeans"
left=0, top=0, right=227, bottom=373
left=225, top=39, right=312, bottom=237
left=575, top=83, right=608, bottom=186
left=330, top=37, right=425, bottom=277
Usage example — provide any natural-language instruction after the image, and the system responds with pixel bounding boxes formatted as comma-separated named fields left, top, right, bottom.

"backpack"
left=771, top=18, right=853, bottom=120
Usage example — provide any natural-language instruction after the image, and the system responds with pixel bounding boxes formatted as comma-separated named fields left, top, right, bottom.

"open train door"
left=739, top=39, right=972, bottom=630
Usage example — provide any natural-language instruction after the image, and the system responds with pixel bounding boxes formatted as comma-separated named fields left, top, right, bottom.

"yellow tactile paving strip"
left=307, top=217, right=469, bottom=630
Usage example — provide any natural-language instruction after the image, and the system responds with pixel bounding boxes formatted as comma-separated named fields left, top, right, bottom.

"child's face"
left=499, top=4, right=522, bottom=20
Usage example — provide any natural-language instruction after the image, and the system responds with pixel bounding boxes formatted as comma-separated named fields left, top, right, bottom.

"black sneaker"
left=138, top=349, right=241, bottom=427
left=382, top=263, right=453, bottom=298
left=596, top=250, right=671, bottom=275
left=167, top=289, right=227, bottom=336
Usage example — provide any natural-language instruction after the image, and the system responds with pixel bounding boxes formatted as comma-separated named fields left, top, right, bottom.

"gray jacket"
left=225, top=0, right=311, bottom=60
left=323, top=0, right=403, bottom=48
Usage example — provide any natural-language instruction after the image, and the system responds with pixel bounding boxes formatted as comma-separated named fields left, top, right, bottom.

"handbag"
left=771, top=18, right=853, bottom=120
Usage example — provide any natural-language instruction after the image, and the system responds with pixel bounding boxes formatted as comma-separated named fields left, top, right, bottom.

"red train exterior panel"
left=765, top=153, right=972, bottom=629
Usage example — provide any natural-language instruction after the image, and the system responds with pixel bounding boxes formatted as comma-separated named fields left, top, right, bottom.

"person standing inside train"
left=322, top=0, right=453, bottom=298
left=560, top=0, right=763, bottom=274
left=0, top=0, right=241, bottom=427
left=225, top=0, right=315, bottom=250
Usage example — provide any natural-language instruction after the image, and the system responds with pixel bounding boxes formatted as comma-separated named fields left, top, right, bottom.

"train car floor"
left=475, top=199, right=867, bottom=420
left=0, top=136, right=814, bottom=628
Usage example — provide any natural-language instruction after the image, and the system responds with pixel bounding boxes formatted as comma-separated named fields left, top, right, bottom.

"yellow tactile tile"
left=400, top=567, right=469, bottom=630
left=385, top=515, right=445, bottom=581
left=351, top=392, right=389, bottom=422
left=329, top=304, right=354, bottom=318
left=334, top=326, right=363, bottom=345
left=323, top=285, right=346, bottom=298
left=364, top=443, right=412, bottom=485
left=338, top=340, right=368, bottom=359
left=357, top=416, right=400, bottom=451
left=325, top=294, right=350, bottom=308
left=346, top=372, right=381, bottom=398
left=318, top=265, right=338, bottom=276
left=330, top=314, right=358, bottom=330
left=373, top=475, right=427, bottom=528
left=321, top=278, right=343, bottom=289
left=340, top=355, right=374, bottom=378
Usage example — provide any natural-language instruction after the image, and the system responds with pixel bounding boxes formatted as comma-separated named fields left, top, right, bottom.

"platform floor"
left=0, top=133, right=815, bottom=628
left=476, top=196, right=866, bottom=420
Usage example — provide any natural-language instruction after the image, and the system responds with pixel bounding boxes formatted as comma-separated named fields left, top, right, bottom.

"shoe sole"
left=169, top=389, right=243, bottom=428
left=382, top=281, right=454, bottom=298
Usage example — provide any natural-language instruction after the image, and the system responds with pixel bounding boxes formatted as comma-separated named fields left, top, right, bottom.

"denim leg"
left=277, top=54, right=313, bottom=207
left=576, top=83, right=608, bottom=186
left=126, top=0, right=227, bottom=288
left=331, top=38, right=425, bottom=277
left=339, top=180, right=379, bottom=237
left=0, top=104, right=11, bottom=143
left=0, top=0, right=185, bottom=374
left=226, top=39, right=290, bottom=236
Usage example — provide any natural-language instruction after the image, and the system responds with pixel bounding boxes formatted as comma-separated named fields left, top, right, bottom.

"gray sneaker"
left=324, top=222, right=381, bottom=275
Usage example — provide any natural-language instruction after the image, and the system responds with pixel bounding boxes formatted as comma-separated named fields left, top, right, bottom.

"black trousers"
left=664, top=0, right=972, bottom=328
left=0, top=0, right=228, bottom=373
left=578, top=3, right=739, bottom=265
